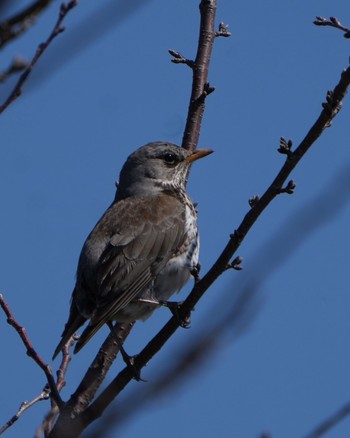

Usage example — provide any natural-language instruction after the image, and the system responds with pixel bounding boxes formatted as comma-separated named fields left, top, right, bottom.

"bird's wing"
left=74, top=193, right=187, bottom=352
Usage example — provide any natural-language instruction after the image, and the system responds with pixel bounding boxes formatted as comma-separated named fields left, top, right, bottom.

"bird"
left=52, top=141, right=213, bottom=361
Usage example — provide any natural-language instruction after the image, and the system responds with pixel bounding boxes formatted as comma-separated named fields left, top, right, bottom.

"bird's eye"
left=163, top=153, right=177, bottom=165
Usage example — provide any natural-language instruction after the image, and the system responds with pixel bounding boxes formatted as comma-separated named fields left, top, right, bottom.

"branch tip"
left=227, top=256, right=243, bottom=271
left=313, top=15, right=350, bottom=37
left=215, top=22, right=231, bottom=37
left=313, top=17, right=327, bottom=26
left=278, top=137, right=293, bottom=157
left=168, top=49, right=194, bottom=68
left=330, top=16, right=341, bottom=27
left=248, top=195, right=260, bottom=208
left=278, top=179, right=296, bottom=195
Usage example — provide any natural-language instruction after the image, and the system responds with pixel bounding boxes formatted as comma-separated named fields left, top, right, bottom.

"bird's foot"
left=107, top=321, right=145, bottom=381
left=120, top=351, right=146, bottom=382
left=191, top=263, right=201, bottom=283
left=158, top=300, right=191, bottom=328
left=137, top=298, right=191, bottom=328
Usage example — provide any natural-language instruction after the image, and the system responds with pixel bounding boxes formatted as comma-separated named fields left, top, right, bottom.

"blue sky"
left=1, top=1, right=350, bottom=437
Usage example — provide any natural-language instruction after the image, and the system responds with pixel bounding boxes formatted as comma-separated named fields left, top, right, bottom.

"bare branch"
left=0, top=0, right=78, bottom=115
left=0, top=0, right=53, bottom=49
left=304, top=401, right=350, bottom=438
left=0, top=387, right=50, bottom=435
left=36, top=338, right=75, bottom=437
left=181, top=0, right=224, bottom=152
left=0, top=294, right=63, bottom=409
left=168, top=49, right=195, bottom=68
left=314, top=16, right=350, bottom=38
left=48, top=323, right=134, bottom=438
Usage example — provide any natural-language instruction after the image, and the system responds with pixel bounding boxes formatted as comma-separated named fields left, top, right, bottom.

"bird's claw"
left=108, top=321, right=146, bottom=381
left=136, top=297, right=191, bottom=327
left=191, top=263, right=201, bottom=283
left=159, top=300, right=191, bottom=328
left=121, top=352, right=146, bottom=382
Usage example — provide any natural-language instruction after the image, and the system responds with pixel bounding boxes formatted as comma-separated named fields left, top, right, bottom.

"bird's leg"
left=191, top=262, right=201, bottom=283
left=106, top=321, right=145, bottom=382
left=137, top=298, right=191, bottom=328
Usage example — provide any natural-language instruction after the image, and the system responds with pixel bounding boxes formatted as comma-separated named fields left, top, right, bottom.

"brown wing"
left=73, top=193, right=186, bottom=353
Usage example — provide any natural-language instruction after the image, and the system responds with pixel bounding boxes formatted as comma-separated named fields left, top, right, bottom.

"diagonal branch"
left=304, top=400, right=350, bottom=438
left=0, top=0, right=78, bottom=115
left=0, top=324, right=74, bottom=435
left=183, top=68, right=350, bottom=309
left=35, top=337, right=76, bottom=437
left=0, top=387, right=50, bottom=436
left=0, top=294, right=63, bottom=409
left=47, top=323, right=134, bottom=438
left=0, top=0, right=53, bottom=49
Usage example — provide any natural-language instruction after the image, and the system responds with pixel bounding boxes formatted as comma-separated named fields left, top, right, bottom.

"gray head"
left=116, top=141, right=212, bottom=200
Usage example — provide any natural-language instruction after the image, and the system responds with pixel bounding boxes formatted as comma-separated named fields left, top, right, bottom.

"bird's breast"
left=152, top=201, right=199, bottom=301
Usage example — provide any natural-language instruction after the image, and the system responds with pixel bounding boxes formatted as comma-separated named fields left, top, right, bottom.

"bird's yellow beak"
left=186, top=148, right=214, bottom=163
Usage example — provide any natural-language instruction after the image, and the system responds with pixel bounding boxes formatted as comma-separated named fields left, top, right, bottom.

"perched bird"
left=53, top=141, right=212, bottom=360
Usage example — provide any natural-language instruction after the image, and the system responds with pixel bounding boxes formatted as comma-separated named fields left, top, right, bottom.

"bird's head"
left=116, top=141, right=213, bottom=200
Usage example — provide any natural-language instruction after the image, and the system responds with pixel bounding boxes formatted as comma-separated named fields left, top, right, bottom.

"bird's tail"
left=73, top=318, right=106, bottom=354
left=52, top=301, right=86, bottom=360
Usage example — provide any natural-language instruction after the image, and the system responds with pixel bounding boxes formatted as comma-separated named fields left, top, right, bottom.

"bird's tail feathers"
left=73, top=319, right=105, bottom=354
left=52, top=302, right=86, bottom=360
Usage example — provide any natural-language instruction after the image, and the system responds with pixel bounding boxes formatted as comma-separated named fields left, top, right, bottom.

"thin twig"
left=304, top=401, right=350, bottom=438
left=181, top=0, right=220, bottom=153
left=47, top=323, right=134, bottom=438
left=0, top=0, right=78, bottom=114
left=0, top=331, right=73, bottom=436
left=0, top=387, right=50, bottom=435
left=36, top=338, right=75, bottom=437
left=314, top=16, right=350, bottom=38
left=168, top=49, right=195, bottom=68
left=0, top=0, right=53, bottom=49
left=0, top=293, right=63, bottom=409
